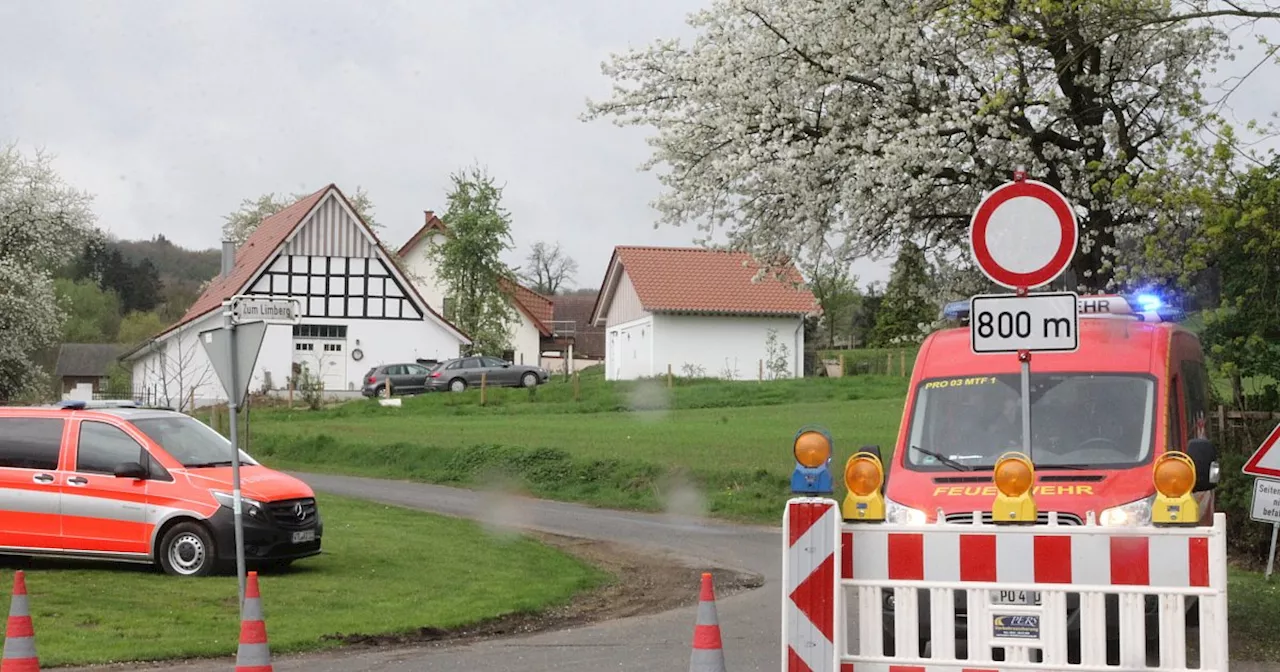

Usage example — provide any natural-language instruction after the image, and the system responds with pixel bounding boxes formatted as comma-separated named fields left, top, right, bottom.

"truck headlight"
left=1099, top=496, right=1154, bottom=527
left=885, top=496, right=927, bottom=525
left=212, top=491, right=265, bottom=519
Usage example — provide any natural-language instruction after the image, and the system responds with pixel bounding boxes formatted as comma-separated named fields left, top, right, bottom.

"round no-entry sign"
left=969, top=179, right=1078, bottom=289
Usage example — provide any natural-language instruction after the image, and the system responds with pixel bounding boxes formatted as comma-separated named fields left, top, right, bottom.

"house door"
left=292, top=340, right=347, bottom=390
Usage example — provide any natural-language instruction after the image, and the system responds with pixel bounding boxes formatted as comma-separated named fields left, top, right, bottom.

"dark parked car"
left=425, top=356, right=549, bottom=392
left=361, top=362, right=438, bottom=397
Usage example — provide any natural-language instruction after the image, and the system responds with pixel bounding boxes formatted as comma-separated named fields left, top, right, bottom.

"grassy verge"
left=1229, top=567, right=1280, bottom=661
left=245, top=377, right=906, bottom=523
left=1, top=494, right=606, bottom=668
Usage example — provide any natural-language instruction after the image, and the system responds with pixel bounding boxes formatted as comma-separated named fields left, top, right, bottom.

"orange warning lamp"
left=1152, top=452, right=1199, bottom=526
left=841, top=452, right=885, bottom=522
left=992, top=452, right=1037, bottom=524
left=790, top=426, right=834, bottom=495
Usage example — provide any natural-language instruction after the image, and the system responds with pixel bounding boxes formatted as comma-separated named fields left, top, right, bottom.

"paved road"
left=99, top=472, right=785, bottom=672
left=65, top=473, right=1274, bottom=672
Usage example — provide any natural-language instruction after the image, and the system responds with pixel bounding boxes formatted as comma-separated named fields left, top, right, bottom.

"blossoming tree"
left=583, top=0, right=1273, bottom=291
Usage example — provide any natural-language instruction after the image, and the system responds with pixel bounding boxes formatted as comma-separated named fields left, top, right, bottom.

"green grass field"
left=0, top=494, right=605, bottom=667
left=241, top=372, right=908, bottom=522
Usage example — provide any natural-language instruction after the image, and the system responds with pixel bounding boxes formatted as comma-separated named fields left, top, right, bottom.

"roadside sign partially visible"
left=1251, top=477, right=1280, bottom=525
left=1244, top=423, right=1280, bottom=479
left=970, top=292, right=1079, bottom=354
left=228, top=296, right=301, bottom=325
left=969, top=179, right=1078, bottom=290
left=199, top=322, right=268, bottom=408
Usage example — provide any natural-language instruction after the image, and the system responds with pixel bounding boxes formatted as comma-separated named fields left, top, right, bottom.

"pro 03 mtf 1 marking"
left=969, top=292, right=1079, bottom=354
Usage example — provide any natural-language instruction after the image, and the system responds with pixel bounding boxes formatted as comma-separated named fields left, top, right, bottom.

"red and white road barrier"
left=782, top=498, right=1229, bottom=672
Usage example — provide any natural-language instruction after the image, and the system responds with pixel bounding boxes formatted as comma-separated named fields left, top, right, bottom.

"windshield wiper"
left=1035, top=463, right=1094, bottom=471
left=910, top=446, right=975, bottom=471
left=184, top=460, right=234, bottom=468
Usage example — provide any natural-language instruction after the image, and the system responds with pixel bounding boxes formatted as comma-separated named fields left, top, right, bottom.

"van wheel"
left=158, top=522, right=216, bottom=577
left=521, top=372, right=538, bottom=388
left=449, top=378, right=467, bottom=392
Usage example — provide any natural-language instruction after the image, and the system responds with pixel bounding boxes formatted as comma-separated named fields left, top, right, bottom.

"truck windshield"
left=132, top=415, right=259, bottom=468
left=904, top=373, right=1156, bottom=470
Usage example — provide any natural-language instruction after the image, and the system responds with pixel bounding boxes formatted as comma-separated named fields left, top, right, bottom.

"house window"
left=247, top=255, right=423, bottom=321
left=293, top=324, right=348, bottom=339
left=294, top=343, right=314, bottom=351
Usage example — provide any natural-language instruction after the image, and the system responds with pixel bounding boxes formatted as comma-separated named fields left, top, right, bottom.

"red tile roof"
left=397, top=213, right=557, bottom=337
left=396, top=210, right=447, bottom=257
left=135, top=185, right=466, bottom=350
left=593, top=246, right=819, bottom=323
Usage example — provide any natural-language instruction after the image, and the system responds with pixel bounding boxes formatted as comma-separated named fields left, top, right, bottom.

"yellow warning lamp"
left=841, top=452, right=885, bottom=522
left=1152, top=452, right=1199, bottom=526
left=790, top=426, right=834, bottom=495
left=992, top=452, right=1037, bottom=524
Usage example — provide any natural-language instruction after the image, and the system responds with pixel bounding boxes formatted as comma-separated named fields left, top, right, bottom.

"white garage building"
left=120, top=184, right=470, bottom=409
left=590, top=246, right=819, bottom=381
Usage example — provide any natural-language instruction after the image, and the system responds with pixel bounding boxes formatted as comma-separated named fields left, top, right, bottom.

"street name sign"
left=228, top=296, right=301, bottom=325
left=970, top=292, right=1079, bottom=354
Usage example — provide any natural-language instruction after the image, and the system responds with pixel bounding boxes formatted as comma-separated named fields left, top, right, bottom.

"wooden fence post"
left=573, top=371, right=580, bottom=402
left=288, top=379, right=294, bottom=408
left=667, top=363, right=673, bottom=388
left=839, top=354, right=845, bottom=377
left=759, top=359, right=764, bottom=381
left=1217, top=405, right=1226, bottom=438
left=901, top=351, right=906, bottom=376
left=188, top=388, right=195, bottom=414
left=480, top=372, right=487, bottom=406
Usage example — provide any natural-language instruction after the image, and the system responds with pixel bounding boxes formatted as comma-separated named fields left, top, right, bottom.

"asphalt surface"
left=62, top=472, right=1276, bottom=672
left=105, top=472, right=785, bottom=672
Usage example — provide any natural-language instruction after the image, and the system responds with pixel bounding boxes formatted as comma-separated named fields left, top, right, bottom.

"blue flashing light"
left=56, top=399, right=87, bottom=410
left=941, top=300, right=970, bottom=322
left=791, top=424, right=835, bottom=496
left=1134, top=293, right=1163, bottom=311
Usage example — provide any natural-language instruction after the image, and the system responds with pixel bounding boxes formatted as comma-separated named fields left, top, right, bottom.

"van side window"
left=1168, top=377, right=1183, bottom=452
left=1180, top=360, right=1211, bottom=440
left=76, top=421, right=145, bottom=476
left=0, top=418, right=64, bottom=471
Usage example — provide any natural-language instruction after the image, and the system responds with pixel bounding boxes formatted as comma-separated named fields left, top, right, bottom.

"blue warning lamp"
left=790, top=425, right=834, bottom=495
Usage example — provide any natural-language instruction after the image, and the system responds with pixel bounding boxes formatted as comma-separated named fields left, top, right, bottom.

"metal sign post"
left=201, top=295, right=300, bottom=604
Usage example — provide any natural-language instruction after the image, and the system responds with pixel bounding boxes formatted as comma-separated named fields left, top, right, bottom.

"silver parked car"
left=425, top=356, right=549, bottom=392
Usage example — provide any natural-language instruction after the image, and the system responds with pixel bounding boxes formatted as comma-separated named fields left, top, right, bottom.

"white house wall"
left=604, top=271, right=649, bottom=326
left=604, top=315, right=654, bottom=381
left=651, top=314, right=805, bottom=380
left=400, top=234, right=544, bottom=365
left=400, top=233, right=447, bottom=314
left=129, top=314, right=463, bottom=408
left=508, top=312, right=542, bottom=366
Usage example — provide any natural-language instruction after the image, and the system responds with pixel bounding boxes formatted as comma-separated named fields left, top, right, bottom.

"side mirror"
left=1185, top=438, right=1218, bottom=492
left=502, top=363, right=511, bottom=368
left=114, top=461, right=148, bottom=480
left=860, top=445, right=885, bottom=488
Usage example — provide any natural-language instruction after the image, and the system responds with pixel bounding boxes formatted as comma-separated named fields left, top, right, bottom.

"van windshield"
left=904, top=373, right=1156, bottom=471
left=131, top=415, right=258, bottom=468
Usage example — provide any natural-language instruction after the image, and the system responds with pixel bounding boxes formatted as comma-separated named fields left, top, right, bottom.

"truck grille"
left=944, top=511, right=1083, bottom=526
left=267, top=498, right=318, bottom=529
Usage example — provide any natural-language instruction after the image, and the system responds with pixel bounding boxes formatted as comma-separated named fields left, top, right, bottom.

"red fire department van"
left=872, top=293, right=1219, bottom=656
left=0, top=400, right=322, bottom=576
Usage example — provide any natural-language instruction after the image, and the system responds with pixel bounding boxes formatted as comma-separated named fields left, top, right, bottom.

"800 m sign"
left=970, top=292, right=1079, bottom=354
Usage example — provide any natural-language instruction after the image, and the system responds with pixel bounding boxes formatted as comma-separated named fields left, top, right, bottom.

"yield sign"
left=969, top=179, right=1078, bottom=289
left=1243, top=422, right=1280, bottom=478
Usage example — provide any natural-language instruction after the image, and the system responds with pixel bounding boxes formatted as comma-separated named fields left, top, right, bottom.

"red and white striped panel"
left=783, top=498, right=841, bottom=672
left=834, top=660, right=1003, bottom=665
left=843, top=528, right=1212, bottom=588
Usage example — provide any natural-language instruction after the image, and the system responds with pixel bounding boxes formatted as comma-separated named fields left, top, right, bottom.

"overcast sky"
left=2, top=1, right=1277, bottom=294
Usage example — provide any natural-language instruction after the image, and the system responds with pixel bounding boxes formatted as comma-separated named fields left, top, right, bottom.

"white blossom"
left=583, top=0, right=1246, bottom=290
left=0, top=143, right=98, bottom=399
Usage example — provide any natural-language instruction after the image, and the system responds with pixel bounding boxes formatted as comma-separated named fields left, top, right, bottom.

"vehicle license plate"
left=291, top=529, right=315, bottom=544
left=991, top=589, right=1040, bottom=606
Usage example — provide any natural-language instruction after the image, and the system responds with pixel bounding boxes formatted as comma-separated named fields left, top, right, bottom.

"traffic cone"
left=690, top=572, right=726, bottom=672
left=234, top=572, right=272, bottom=672
left=2, top=570, right=40, bottom=672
